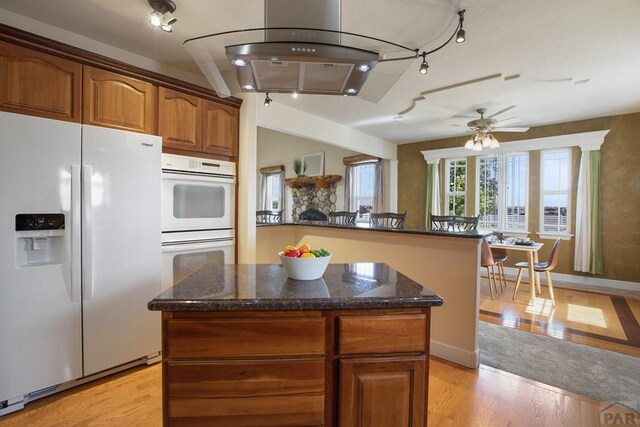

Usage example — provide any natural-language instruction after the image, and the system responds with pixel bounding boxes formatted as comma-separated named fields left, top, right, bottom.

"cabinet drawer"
left=167, top=318, right=325, bottom=358
left=167, top=359, right=324, bottom=426
left=338, top=314, right=426, bottom=355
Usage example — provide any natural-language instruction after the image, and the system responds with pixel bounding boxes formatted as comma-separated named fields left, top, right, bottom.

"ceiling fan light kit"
left=148, top=0, right=177, bottom=32
left=463, top=108, right=530, bottom=151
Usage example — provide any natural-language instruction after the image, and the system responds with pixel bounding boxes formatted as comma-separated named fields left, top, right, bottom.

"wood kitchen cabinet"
left=159, top=87, right=239, bottom=159
left=83, top=66, right=156, bottom=134
left=340, top=356, right=426, bottom=427
left=0, top=40, right=82, bottom=122
left=160, top=309, right=432, bottom=426
left=158, top=87, right=202, bottom=152
left=202, top=99, right=238, bottom=157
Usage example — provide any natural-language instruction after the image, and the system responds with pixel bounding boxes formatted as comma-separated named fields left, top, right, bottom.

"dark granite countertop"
left=148, top=263, right=444, bottom=312
left=257, top=221, right=491, bottom=239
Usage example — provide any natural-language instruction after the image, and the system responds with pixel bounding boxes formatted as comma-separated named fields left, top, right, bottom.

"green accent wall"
left=398, top=112, right=640, bottom=283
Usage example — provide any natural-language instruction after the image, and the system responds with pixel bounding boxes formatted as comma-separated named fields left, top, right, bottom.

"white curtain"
left=344, top=164, right=354, bottom=211
left=373, top=161, right=384, bottom=212
left=260, top=173, right=269, bottom=210
left=574, top=150, right=591, bottom=272
left=432, top=161, right=441, bottom=215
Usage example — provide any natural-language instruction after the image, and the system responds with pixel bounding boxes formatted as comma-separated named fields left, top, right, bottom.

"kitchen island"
left=148, top=263, right=443, bottom=427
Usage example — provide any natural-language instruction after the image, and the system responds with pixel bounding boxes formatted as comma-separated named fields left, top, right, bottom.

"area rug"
left=478, top=321, right=640, bottom=410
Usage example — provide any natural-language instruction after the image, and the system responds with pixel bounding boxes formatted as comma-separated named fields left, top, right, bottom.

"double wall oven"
left=161, top=154, right=235, bottom=291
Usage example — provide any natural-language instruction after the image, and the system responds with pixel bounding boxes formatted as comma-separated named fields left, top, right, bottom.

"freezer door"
left=81, top=125, right=161, bottom=376
left=0, top=112, right=82, bottom=402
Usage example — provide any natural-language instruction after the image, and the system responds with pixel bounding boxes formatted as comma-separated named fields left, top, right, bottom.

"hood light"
left=346, top=88, right=357, bottom=94
left=357, top=64, right=371, bottom=72
left=242, top=84, right=255, bottom=90
left=232, top=59, right=247, bottom=67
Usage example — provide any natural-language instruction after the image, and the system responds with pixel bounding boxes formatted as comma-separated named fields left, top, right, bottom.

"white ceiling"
left=1, top=0, right=639, bottom=144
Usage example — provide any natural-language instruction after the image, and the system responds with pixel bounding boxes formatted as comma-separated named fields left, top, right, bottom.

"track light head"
left=419, top=54, right=429, bottom=75
left=264, top=93, right=273, bottom=107
left=148, top=0, right=177, bottom=32
left=456, top=9, right=466, bottom=43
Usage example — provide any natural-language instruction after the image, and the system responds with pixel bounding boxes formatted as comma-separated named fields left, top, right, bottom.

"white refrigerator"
left=0, top=112, right=161, bottom=414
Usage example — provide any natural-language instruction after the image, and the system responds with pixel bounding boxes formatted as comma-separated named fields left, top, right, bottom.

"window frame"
left=539, top=148, right=573, bottom=238
left=351, top=162, right=376, bottom=223
left=444, top=158, right=467, bottom=216
left=475, top=152, right=530, bottom=233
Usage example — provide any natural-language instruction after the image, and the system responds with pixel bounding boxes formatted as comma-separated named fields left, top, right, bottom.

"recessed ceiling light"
left=232, top=59, right=247, bottom=67
left=242, top=84, right=255, bottom=90
left=357, top=64, right=371, bottom=72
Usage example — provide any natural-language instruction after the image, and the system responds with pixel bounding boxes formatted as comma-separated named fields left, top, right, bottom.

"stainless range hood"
left=226, top=0, right=380, bottom=96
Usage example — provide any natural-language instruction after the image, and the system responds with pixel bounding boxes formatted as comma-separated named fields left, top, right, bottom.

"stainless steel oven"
left=161, top=154, right=235, bottom=232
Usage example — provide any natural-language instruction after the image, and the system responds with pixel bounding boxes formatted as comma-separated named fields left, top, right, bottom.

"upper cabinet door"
left=83, top=66, right=156, bottom=134
left=0, top=41, right=81, bottom=122
left=202, top=100, right=238, bottom=158
left=158, top=87, right=202, bottom=152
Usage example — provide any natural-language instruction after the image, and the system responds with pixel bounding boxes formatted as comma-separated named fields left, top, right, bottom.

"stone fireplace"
left=285, top=175, right=342, bottom=221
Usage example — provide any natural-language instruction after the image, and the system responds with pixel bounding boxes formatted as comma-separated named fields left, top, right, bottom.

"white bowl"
left=279, top=252, right=332, bottom=280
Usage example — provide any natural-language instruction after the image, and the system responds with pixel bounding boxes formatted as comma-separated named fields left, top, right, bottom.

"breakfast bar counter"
left=149, top=263, right=443, bottom=427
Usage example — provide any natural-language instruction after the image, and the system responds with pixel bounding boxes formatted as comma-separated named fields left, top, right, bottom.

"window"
left=445, top=159, right=466, bottom=215
left=350, top=163, right=375, bottom=222
left=477, top=153, right=528, bottom=231
left=260, top=171, right=284, bottom=210
left=541, top=149, right=571, bottom=233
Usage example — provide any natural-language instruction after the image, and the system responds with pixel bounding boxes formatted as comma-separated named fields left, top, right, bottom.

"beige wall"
left=398, top=112, right=640, bottom=283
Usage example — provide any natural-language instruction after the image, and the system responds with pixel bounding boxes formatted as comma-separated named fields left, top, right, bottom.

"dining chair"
left=452, top=215, right=480, bottom=231
left=513, top=238, right=561, bottom=305
left=430, top=214, right=455, bottom=230
left=370, top=212, right=407, bottom=229
left=328, top=211, right=357, bottom=225
left=490, top=232, right=508, bottom=292
left=256, top=210, right=283, bottom=224
left=481, top=239, right=500, bottom=300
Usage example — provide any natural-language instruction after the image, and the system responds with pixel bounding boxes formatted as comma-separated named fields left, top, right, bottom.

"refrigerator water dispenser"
left=15, top=214, right=65, bottom=267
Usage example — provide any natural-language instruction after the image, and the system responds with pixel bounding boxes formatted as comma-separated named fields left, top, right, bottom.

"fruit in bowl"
left=279, top=243, right=332, bottom=280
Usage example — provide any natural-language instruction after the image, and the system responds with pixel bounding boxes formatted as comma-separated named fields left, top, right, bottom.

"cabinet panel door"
left=0, top=41, right=81, bottom=122
left=202, top=100, right=238, bottom=157
left=340, top=356, right=426, bottom=427
left=83, top=66, right=156, bottom=133
left=166, top=359, right=324, bottom=426
left=158, top=87, right=202, bottom=152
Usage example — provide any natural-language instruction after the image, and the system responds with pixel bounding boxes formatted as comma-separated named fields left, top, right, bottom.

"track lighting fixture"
left=264, top=93, right=273, bottom=107
left=148, top=0, right=177, bottom=33
left=418, top=9, right=465, bottom=75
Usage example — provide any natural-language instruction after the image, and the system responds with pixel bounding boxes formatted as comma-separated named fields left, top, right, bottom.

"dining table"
left=488, top=240, right=544, bottom=301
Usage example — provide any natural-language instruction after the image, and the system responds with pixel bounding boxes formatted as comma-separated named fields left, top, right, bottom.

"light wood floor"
left=479, top=275, right=640, bottom=357
left=2, top=358, right=635, bottom=427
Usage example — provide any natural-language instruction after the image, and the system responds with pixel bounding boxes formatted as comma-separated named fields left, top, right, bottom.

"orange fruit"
left=297, top=243, right=311, bottom=254
left=300, top=252, right=316, bottom=258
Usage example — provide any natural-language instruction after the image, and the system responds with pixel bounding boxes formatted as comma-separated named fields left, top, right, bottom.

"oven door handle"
left=162, top=239, right=235, bottom=253
left=162, top=171, right=235, bottom=184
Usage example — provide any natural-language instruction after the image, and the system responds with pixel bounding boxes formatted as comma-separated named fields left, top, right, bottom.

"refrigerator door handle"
left=70, top=165, right=82, bottom=302
left=82, top=165, right=94, bottom=300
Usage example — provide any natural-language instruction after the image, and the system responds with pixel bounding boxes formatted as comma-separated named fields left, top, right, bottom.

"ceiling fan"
left=463, top=107, right=529, bottom=151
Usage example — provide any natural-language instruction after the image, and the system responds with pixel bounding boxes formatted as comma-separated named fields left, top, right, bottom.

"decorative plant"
left=293, top=158, right=306, bottom=176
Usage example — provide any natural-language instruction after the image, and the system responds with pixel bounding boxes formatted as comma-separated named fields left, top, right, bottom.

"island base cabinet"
left=339, top=356, right=427, bottom=427
left=165, top=359, right=325, bottom=427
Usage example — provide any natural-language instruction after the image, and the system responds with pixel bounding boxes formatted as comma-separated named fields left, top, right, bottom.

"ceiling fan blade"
left=492, top=117, right=522, bottom=127
left=492, top=126, right=530, bottom=133
left=488, top=105, right=517, bottom=119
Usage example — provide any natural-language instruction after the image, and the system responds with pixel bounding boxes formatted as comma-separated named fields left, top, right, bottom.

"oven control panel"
left=162, top=154, right=235, bottom=176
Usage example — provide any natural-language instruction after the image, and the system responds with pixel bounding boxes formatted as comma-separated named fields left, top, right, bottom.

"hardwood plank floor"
left=1, top=359, right=634, bottom=426
left=479, top=276, right=640, bottom=357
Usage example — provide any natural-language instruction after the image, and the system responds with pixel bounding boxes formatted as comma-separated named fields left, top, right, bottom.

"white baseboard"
left=430, top=340, right=479, bottom=369
left=497, top=267, right=640, bottom=293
